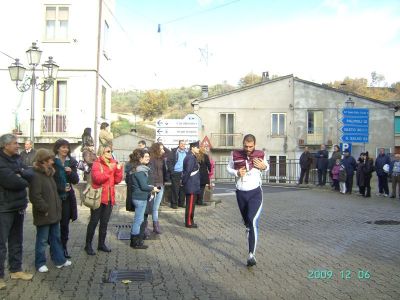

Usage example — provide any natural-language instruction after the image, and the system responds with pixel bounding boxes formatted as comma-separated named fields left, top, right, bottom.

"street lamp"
left=8, top=42, right=59, bottom=143
left=345, top=96, right=355, bottom=108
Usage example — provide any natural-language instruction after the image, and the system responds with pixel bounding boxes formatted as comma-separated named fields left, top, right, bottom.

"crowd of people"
left=0, top=123, right=219, bottom=289
left=298, top=144, right=398, bottom=198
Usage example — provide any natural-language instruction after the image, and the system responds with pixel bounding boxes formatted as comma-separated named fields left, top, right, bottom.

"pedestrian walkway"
left=1, top=186, right=399, bottom=299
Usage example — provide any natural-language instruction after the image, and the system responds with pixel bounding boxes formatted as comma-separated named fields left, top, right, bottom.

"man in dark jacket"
left=298, top=146, right=313, bottom=184
left=166, top=140, right=187, bottom=209
left=375, top=148, right=391, bottom=197
left=0, top=134, right=34, bottom=289
left=342, top=149, right=357, bottom=194
left=182, top=141, right=201, bottom=228
left=315, top=144, right=329, bottom=186
left=19, top=140, right=36, bottom=167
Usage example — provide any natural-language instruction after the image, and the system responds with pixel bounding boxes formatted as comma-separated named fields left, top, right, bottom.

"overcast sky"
left=110, top=0, right=400, bottom=90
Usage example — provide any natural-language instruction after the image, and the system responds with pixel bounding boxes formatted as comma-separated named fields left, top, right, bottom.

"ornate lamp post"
left=8, top=42, right=59, bottom=143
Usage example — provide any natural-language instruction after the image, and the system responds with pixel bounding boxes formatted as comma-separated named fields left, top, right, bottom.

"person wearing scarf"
left=29, top=149, right=72, bottom=273
left=84, top=146, right=123, bottom=255
left=52, top=139, right=79, bottom=259
left=130, top=149, right=160, bottom=249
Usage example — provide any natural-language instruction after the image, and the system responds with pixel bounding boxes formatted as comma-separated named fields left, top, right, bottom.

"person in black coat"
left=375, top=148, right=391, bottom=196
left=298, top=146, right=313, bottom=184
left=52, top=139, right=80, bottom=259
left=182, top=141, right=201, bottom=228
left=20, top=140, right=36, bottom=167
left=315, top=144, right=329, bottom=186
left=342, top=149, right=357, bottom=194
left=0, top=134, right=34, bottom=286
left=196, top=147, right=211, bottom=205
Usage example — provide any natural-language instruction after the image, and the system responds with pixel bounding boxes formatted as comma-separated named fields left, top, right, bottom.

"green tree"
left=137, top=91, right=168, bottom=121
left=238, top=72, right=262, bottom=87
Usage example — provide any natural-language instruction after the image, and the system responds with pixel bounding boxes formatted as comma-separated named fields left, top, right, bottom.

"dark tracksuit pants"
left=346, top=173, right=354, bottom=194
left=236, top=187, right=263, bottom=255
left=170, top=172, right=185, bottom=207
left=185, top=193, right=198, bottom=226
left=0, top=211, right=24, bottom=278
left=378, top=174, right=389, bottom=195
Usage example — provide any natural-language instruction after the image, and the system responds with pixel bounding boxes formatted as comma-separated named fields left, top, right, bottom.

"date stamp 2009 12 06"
left=307, top=269, right=371, bottom=280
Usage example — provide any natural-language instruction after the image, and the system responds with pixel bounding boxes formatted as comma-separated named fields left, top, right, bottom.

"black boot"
left=140, top=221, right=147, bottom=240
left=85, top=223, right=96, bottom=255
left=130, top=234, right=148, bottom=249
left=98, top=227, right=111, bottom=252
left=84, top=243, right=96, bottom=256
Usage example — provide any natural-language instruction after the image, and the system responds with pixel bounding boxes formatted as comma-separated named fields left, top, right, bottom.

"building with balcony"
left=192, top=74, right=394, bottom=165
left=0, top=0, right=115, bottom=152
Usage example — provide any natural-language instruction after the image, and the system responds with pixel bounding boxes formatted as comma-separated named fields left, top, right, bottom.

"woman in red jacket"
left=84, top=146, right=123, bottom=255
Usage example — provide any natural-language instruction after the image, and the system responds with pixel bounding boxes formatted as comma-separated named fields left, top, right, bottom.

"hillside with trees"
left=111, top=72, right=400, bottom=138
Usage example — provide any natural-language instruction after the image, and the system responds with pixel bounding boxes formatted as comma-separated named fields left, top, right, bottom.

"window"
left=395, top=116, right=400, bottom=134
left=220, top=113, right=234, bottom=146
left=45, top=6, right=69, bottom=41
left=101, top=86, right=107, bottom=119
left=307, top=111, right=323, bottom=144
left=42, top=80, right=67, bottom=132
left=271, top=113, right=286, bottom=136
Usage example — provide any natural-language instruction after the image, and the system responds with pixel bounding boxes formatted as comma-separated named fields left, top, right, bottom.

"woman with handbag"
left=130, top=149, right=159, bottom=249
left=84, top=146, right=123, bottom=255
left=29, top=149, right=72, bottom=272
left=53, top=139, right=80, bottom=259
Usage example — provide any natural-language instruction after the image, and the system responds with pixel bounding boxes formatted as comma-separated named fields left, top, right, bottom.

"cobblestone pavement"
left=1, top=185, right=400, bottom=300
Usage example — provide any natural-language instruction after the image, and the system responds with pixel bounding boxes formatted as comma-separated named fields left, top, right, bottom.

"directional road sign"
left=341, top=108, right=369, bottom=143
left=156, top=115, right=200, bottom=149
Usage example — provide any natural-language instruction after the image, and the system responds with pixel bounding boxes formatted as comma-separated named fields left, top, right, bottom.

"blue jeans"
left=131, top=200, right=147, bottom=235
left=35, top=223, right=66, bottom=269
left=152, top=186, right=164, bottom=222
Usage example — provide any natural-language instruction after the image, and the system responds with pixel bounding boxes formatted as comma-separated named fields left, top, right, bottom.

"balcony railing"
left=210, top=133, right=243, bottom=149
left=307, top=126, right=324, bottom=145
left=41, top=110, right=67, bottom=135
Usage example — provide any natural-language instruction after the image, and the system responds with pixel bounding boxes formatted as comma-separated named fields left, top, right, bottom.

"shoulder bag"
left=82, top=163, right=103, bottom=210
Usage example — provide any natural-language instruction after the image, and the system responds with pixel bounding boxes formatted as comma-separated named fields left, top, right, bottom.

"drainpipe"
left=93, top=0, right=103, bottom=150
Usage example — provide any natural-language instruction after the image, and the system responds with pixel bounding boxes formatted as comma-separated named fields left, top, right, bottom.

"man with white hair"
left=0, top=134, right=35, bottom=290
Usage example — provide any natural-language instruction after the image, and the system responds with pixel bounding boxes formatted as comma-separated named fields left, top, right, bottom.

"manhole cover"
left=366, top=220, right=400, bottom=225
left=106, top=269, right=152, bottom=283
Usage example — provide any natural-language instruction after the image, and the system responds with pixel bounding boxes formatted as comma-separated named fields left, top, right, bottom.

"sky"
left=109, top=0, right=400, bottom=90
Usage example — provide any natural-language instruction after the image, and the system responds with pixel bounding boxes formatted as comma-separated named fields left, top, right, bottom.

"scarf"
left=232, top=150, right=265, bottom=171
left=54, top=156, right=70, bottom=200
left=102, top=156, right=112, bottom=168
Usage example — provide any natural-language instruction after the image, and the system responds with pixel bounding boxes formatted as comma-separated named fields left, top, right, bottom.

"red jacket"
left=91, top=157, right=123, bottom=206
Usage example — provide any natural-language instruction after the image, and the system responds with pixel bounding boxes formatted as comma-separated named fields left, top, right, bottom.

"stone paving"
left=1, top=185, right=400, bottom=300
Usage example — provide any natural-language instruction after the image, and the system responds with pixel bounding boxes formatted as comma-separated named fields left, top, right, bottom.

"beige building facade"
left=192, top=75, right=394, bottom=166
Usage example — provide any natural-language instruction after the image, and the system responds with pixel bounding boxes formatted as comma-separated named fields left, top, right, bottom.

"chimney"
left=262, top=71, right=269, bottom=82
left=201, top=85, right=208, bottom=99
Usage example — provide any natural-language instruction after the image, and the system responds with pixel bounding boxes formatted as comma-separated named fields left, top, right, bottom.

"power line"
left=0, top=50, right=15, bottom=60
left=162, top=0, right=241, bottom=25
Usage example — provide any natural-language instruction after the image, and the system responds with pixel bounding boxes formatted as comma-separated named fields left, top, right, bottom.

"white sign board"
left=156, top=115, right=200, bottom=150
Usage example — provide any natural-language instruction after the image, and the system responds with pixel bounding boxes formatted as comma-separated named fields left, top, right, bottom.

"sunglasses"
left=105, top=150, right=112, bottom=153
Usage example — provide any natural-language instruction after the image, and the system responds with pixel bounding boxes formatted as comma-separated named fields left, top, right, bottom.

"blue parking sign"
left=340, top=143, right=352, bottom=153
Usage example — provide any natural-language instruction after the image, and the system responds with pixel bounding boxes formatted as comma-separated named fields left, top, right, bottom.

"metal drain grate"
left=106, top=269, right=152, bottom=283
left=366, top=220, right=400, bottom=225
left=117, top=231, right=131, bottom=240
left=113, top=224, right=132, bottom=229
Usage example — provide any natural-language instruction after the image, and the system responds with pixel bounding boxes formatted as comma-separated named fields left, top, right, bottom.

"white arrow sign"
left=156, top=119, right=199, bottom=128
left=156, top=128, right=199, bottom=135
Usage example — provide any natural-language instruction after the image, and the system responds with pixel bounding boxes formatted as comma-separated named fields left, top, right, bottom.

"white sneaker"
left=384, top=194, right=389, bottom=197
left=56, top=260, right=72, bottom=269
left=38, top=265, right=49, bottom=273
